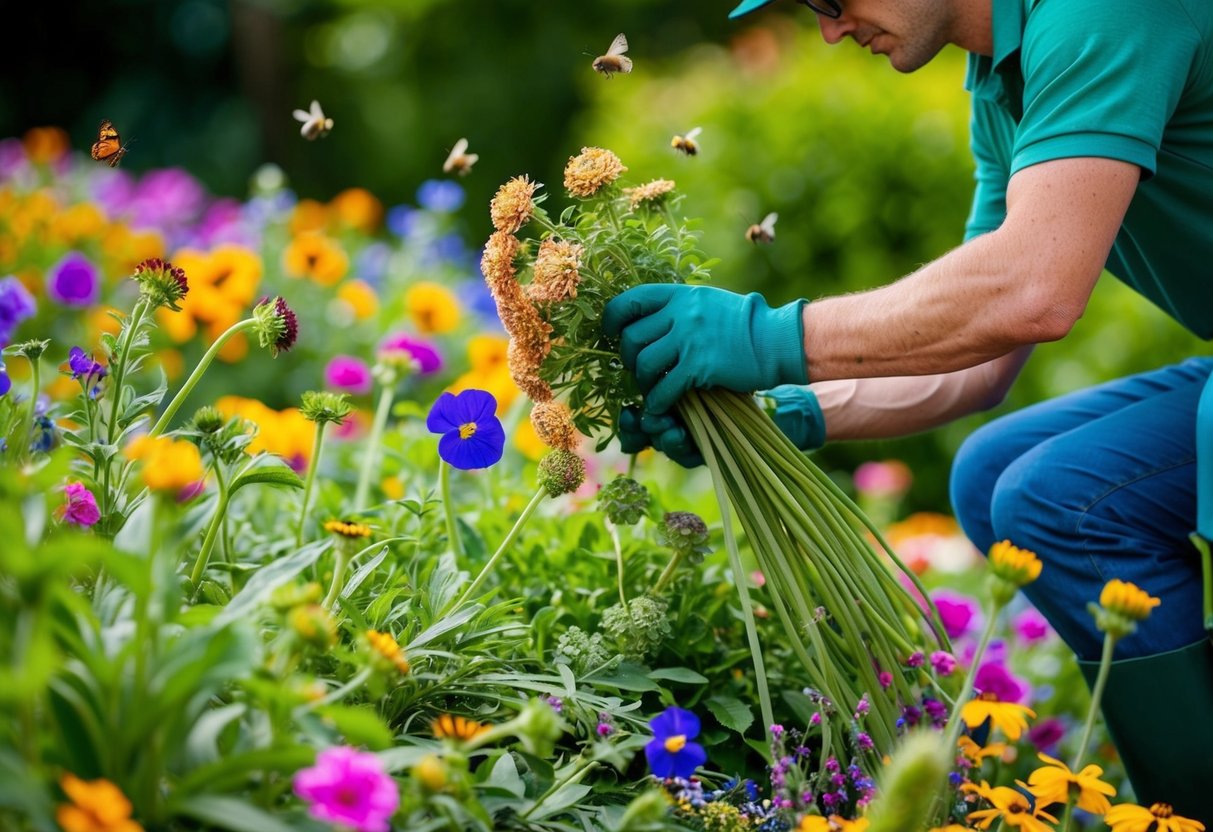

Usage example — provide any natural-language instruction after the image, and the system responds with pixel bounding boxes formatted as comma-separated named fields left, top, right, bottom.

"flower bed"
left=0, top=131, right=1198, bottom=832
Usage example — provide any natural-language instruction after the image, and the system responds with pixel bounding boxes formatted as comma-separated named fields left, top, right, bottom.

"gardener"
left=602, top=0, right=1213, bottom=818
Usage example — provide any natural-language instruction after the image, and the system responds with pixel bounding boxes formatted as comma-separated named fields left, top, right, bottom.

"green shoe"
left=1078, top=638, right=1213, bottom=823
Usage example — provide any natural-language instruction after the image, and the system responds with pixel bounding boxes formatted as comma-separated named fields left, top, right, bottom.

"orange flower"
left=125, top=436, right=204, bottom=493
left=329, top=187, right=382, bottom=233
left=159, top=245, right=262, bottom=362
left=289, top=198, right=329, bottom=236
left=366, top=629, right=410, bottom=675
left=798, top=817, right=869, bottom=832
left=24, top=126, right=70, bottom=164
left=337, top=279, right=379, bottom=320
left=57, top=773, right=143, bottom=832
left=431, top=714, right=490, bottom=741
left=406, top=281, right=460, bottom=334
left=282, top=233, right=349, bottom=286
left=960, top=692, right=1036, bottom=741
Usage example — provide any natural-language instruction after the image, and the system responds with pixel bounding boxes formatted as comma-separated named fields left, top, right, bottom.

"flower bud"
left=289, top=604, right=337, bottom=649
left=132, top=258, right=189, bottom=311
left=597, top=476, right=650, bottom=526
left=537, top=449, right=585, bottom=497
left=413, top=754, right=448, bottom=792
left=300, top=390, right=353, bottom=425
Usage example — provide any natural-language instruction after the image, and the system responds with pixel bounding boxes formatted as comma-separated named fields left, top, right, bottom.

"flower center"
left=459, top=422, right=477, bottom=439
left=1151, top=803, right=1174, bottom=818
left=664, top=734, right=687, bottom=753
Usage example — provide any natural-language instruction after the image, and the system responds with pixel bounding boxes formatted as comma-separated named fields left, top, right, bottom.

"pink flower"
left=930, top=590, right=982, bottom=640
left=293, top=746, right=399, bottom=832
left=974, top=660, right=1031, bottom=704
left=59, top=482, right=100, bottom=527
left=852, top=460, right=911, bottom=498
left=379, top=332, right=443, bottom=375
left=930, top=651, right=957, bottom=676
left=325, top=355, right=373, bottom=396
left=1026, top=717, right=1066, bottom=755
left=1012, top=607, right=1052, bottom=645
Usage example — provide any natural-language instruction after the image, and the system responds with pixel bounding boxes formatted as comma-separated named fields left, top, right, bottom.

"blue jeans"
left=950, top=357, right=1213, bottom=661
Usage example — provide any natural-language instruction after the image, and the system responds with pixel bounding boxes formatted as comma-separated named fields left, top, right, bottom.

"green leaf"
left=705, top=694, right=754, bottom=736
left=340, top=544, right=390, bottom=598
left=648, top=667, right=708, bottom=685
left=172, top=795, right=301, bottom=832
left=486, top=753, right=526, bottom=798
left=213, top=540, right=330, bottom=626
left=316, top=704, right=394, bottom=750
left=230, top=464, right=304, bottom=495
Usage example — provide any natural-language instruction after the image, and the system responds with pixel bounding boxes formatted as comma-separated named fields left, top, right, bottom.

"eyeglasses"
left=795, top=0, right=843, bottom=18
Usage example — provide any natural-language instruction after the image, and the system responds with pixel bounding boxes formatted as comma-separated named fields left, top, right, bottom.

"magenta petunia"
left=60, top=482, right=101, bottom=527
left=852, top=460, right=911, bottom=498
left=325, top=355, right=374, bottom=395
left=47, top=252, right=100, bottom=307
left=1012, top=607, right=1052, bottom=645
left=930, top=589, right=982, bottom=640
left=974, top=660, right=1031, bottom=704
left=379, top=332, right=443, bottom=375
left=293, top=746, right=399, bottom=832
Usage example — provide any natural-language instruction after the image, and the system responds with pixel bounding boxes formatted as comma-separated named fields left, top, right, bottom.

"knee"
left=950, top=422, right=1011, bottom=551
left=988, top=449, right=1083, bottom=552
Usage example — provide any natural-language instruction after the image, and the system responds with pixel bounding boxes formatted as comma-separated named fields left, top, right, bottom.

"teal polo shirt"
left=964, top=0, right=1213, bottom=339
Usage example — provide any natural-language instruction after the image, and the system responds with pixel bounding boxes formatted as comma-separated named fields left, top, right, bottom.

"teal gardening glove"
left=602, top=284, right=810, bottom=417
left=617, top=386, right=827, bottom=469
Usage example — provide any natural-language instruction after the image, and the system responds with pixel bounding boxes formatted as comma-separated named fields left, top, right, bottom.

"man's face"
left=813, top=0, right=955, bottom=73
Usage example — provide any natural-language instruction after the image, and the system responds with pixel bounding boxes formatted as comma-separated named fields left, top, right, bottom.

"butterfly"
left=90, top=120, right=129, bottom=167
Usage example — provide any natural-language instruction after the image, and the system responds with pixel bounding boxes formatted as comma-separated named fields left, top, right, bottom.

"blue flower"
left=67, top=346, right=106, bottom=383
left=426, top=389, right=505, bottom=470
left=386, top=204, right=419, bottom=239
left=0, top=362, right=10, bottom=397
left=416, top=179, right=465, bottom=213
left=645, top=706, right=707, bottom=779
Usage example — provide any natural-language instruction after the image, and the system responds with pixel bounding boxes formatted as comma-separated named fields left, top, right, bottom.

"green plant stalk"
left=322, top=545, right=355, bottom=611
left=1194, top=533, right=1213, bottom=633
left=520, top=758, right=600, bottom=820
left=451, top=486, right=546, bottom=611
left=295, top=667, right=374, bottom=716
left=20, top=353, right=41, bottom=462
left=440, top=461, right=465, bottom=560
left=295, top=420, right=328, bottom=547
left=652, top=547, right=685, bottom=596
left=682, top=395, right=776, bottom=739
left=941, top=601, right=1002, bottom=755
left=1071, top=632, right=1117, bottom=772
left=150, top=317, right=256, bottom=436
left=188, top=481, right=230, bottom=595
left=607, top=520, right=632, bottom=618
left=353, top=386, right=395, bottom=510
left=106, top=297, right=148, bottom=443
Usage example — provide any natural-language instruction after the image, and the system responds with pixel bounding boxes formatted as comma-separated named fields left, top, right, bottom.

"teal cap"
left=729, top=0, right=780, bottom=18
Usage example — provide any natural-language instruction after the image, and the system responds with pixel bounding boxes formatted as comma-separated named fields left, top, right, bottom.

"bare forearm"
left=813, top=346, right=1032, bottom=441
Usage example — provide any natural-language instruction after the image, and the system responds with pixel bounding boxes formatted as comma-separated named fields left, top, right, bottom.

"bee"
left=442, top=137, right=479, bottom=177
left=592, top=33, right=633, bottom=78
left=293, top=100, right=333, bottom=141
left=90, top=119, right=130, bottom=167
left=745, top=212, right=778, bottom=244
left=671, top=126, right=702, bottom=156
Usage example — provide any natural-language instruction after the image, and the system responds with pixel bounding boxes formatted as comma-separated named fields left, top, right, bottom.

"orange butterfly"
left=90, top=120, right=129, bottom=167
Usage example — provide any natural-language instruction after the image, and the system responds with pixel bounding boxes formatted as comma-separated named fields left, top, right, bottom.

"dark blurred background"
left=4, top=0, right=1206, bottom=511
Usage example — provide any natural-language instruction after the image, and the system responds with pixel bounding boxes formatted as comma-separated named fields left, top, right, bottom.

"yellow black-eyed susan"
left=431, top=714, right=490, bottom=742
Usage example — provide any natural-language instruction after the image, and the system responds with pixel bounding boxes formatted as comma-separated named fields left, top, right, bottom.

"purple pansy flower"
left=0, top=362, right=10, bottom=397
left=292, top=746, right=399, bottom=832
left=47, top=253, right=100, bottom=307
left=0, top=275, right=37, bottom=344
left=68, top=346, right=106, bottom=380
left=426, top=389, right=505, bottom=470
left=645, top=706, right=707, bottom=779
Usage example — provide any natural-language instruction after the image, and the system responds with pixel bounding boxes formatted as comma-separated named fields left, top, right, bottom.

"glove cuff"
left=752, top=296, right=809, bottom=387
left=761, top=385, right=826, bottom=451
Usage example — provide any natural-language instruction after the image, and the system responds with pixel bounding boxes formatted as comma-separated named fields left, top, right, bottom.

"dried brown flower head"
left=623, top=178, right=676, bottom=210
left=526, top=239, right=584, bottom=305
left=490, top=175, right=539, bottom=233
left=530, top=400, right=580, bottom=451
left=509, top=338, right=553, bottom=402
left=563, top=147, right=627, bottom=198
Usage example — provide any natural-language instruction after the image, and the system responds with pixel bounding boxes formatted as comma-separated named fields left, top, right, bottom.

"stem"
left=21, top=354, right=41, bottom=460
left=296, top=421, right=327, bottom=547
left=322, top=546, right=354, bottom=610
left=941, top=602, right=1003, bottom=754
left=189, top=482, right=230, bottom=595
left=653, top=549, right=685, bottom=596
left=451, top=487, right=546, bottom=610
left=353, top=386, right=395, bottom=510
left=107, top=298, right=148, bottom=443
left=520, top=759, right=599, bottom=820
left=294, top=667, right=374, bottom=715
left=440, top=462, right=465, bottom=559
left=607, top=520, right=631, bottom=615
left=1071, top=633, right=1117, bottom=771
left=151, top=317, right=256, bottom=436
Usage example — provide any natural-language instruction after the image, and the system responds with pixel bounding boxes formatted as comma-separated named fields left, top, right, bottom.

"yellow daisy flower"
left=406, top=281, right=461, bottom=334
left=1104, top=802, right=1205, bottom=832
left=431, top=713, right=491, bottom=742
left=962, top=782, right=1057, bottom=832
left=1027, top=752, right=1116, bottom=814
left=960, top=692, right=1036, bottom=741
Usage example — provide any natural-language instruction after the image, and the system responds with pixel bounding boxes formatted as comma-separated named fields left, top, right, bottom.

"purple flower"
left=293, top=746, right=399, bottom=832
left=930, top=590, right=982, bottom=640
left=906, top=651, right=925, bottom=668
left=645, top=706, right=707, bottom=779
left=426, top=389, right=505, bottom=470
left=47, top=253, right=100, bottom=307
left=130, top=167, right=206, bottom=231
left=325, top=355, right=373, bottom=395
left=0, top=138, right=27, bottom=179
left=356, top=242, right=392, bottom=286
left=416, top=179, right=465, bottom=213
left=1012, top=607, right=1052, bottom=645
left=0, top=363, right=10, bottom=397
left=852, top=460, right=911, bottom=497
left=974, top=660, right=1031, bottom=704
left=379, top=333, right=442, bottom=375
left=0, top=275, right=37, bottom=345
left=930, top=651, right=957, bottom=676
left=68, top=346, right=107, bottom=381
left=1026, top=717, right=1067, bottom=756
left=59, top=482, right=101, bottom=527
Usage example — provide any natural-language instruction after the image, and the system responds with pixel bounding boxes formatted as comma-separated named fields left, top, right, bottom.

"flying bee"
left=592, top=33, right=632, bottom=78
left=293, top=100, right=333, bottom=141
left=671, top=126, right=702, bottom=156
left=442, top=137, right=479, bottom=176
left=745, top=212, right=778, bottom=244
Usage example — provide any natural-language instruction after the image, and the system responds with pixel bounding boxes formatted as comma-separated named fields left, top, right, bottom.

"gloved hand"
left=617, top=386, right=826, bottom=469
left=602, top=284, right=808, bottom=416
